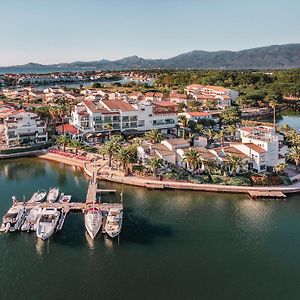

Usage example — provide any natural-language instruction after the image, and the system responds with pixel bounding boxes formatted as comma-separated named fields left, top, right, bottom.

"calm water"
left=1, top=158, right=300, bottom=299
left=277, top=110, right=300, bottom=131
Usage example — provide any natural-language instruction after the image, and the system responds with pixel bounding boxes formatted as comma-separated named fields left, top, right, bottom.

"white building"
left=185, top=84, right=238, bottom=102
left=4, top=110, right=48, bottom=147
left=180, top=111, right=213, bottom=122
left=236, top=126, right=286, bottom=172
left=70, top=99, right=178, bottom=136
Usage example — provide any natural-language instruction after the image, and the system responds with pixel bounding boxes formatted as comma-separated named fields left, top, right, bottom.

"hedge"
left=0, top=142, right=52, bottom=155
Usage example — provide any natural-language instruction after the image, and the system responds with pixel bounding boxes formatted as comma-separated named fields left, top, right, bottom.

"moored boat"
left=21, top=206, right=42, bottom=232
left=105, top=208, right=123, bottom=238
left=36, top=207, right=60, bottom=240
left=58, top=193, right=72, bottom=203
left=84, top=205, right=102, bottom=239
left=46, top=187, right=59, bottom=203
left=28, top=190, right=47, bottom=203
left=0, top=204, right=26, bottom=232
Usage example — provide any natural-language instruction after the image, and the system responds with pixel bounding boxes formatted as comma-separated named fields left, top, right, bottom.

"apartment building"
left=70, top=99, right=178, bottom=136
left=236, top=126, right=287, bottom=172
left=3, top=110, right=48, bottom=147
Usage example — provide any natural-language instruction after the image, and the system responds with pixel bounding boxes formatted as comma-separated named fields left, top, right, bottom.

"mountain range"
left=1, top=44, right=300, bottom=73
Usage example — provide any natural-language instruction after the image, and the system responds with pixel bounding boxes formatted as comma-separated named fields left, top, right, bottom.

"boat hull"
left=84, top=210, right=102, bottom=239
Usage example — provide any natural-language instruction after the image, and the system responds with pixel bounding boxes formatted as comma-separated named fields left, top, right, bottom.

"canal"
left=1, top=158, right=300, bottom=299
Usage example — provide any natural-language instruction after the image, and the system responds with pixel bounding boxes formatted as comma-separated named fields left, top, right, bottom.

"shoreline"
left=35, top=152, right=300, bottom=195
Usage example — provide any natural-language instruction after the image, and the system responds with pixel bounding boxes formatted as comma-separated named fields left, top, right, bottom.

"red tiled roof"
left=82, top=100, right=110, bottom=114
left=187, top=111, right=211, bottom=117
left=56, top=124, right=79, bottom=135
left=203, top=86, right=229, bottom=92
left=170, top=93, right=187, bottom=99
left=163, top=138, right=189, bottom=146
left=153, top=101, right=178, bottom=107
left=244, top=143, right=266, bottom=154
left=101, top=100, right=136, bottom=112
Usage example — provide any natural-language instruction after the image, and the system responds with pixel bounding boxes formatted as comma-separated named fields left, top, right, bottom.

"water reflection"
left=85, top=231, right=95, bottom=252
left=35, top=238, right=45, bottom=256
left=0, top=159, right=46, bottom=181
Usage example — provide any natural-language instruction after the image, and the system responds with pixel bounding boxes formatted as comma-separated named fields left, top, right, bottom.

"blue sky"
left=0, top=0, right=299, bottom=66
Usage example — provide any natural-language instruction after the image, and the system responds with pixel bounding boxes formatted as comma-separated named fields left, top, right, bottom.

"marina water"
left=1, top=158, right=300, bottom=299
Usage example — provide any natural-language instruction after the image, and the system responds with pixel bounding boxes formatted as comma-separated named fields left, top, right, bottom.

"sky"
left=0, top=0, right=299, bottom=66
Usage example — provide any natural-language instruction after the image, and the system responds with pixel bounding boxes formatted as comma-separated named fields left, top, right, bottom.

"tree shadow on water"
left=120, top=212, right=174, bottom=245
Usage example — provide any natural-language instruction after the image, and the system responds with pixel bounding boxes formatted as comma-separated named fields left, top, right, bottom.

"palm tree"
left=269, top=100, right=277, bottom=128
left=288, top=146, right=300, bottom=172
left=196, top=124, right=205, bottom=135
left=56, top=135, right=70, bottom=152
left=178, top=115, right=188, bottom=139
left=227, top=125, right=236, bottom=140
left=49, top=106, right=60, bottom=132
left=69, top=139, right=82, bottom=155
left=226, top=154, right=245, bottom=176
left=145, top=129, right=162, bottom=144
left=290, top=133, right=300, bottom=146
left=117, top=146, right=136, bottom=175
left=104, top=123, right=113, bottom=140
left=147, top=157, right=163, bottom=177
left=101, top=139, right=120, bottom=167
left=183, top=149, right=200, bottom=174
left=274, top=162, right=287, bottom=175
left=205, top=129, right=215, bottom=144
left=217, top=129, right=226, bottom=146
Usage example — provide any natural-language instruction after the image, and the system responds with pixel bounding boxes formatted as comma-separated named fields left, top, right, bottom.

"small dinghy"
left=58, top=193, right=72, bottom=203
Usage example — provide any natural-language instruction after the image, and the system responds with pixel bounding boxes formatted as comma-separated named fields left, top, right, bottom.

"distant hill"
left=1, top=44, right=300, bottom=74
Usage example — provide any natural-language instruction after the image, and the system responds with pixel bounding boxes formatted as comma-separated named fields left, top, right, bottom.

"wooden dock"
left=1, top=164, right=123, bottom=236
left=248, top=191, right=287, bottom=200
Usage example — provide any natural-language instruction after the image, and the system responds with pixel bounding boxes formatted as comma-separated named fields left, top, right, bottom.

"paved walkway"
left=84, top=162, right=300, bottom=195
left=38, top=151, right=300, bottom=195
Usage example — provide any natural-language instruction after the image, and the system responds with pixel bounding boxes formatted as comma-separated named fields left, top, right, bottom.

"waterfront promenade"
left=35, top=151, right=300, bottom=195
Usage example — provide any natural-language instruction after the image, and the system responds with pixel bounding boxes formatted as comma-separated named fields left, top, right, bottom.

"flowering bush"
left=251, top=175, right=283, bottom=186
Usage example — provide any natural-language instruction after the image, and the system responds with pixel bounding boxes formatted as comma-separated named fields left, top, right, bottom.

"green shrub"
left=0, top=142, right=52, bottom=155
left=226, top=176, right=252, bottom=186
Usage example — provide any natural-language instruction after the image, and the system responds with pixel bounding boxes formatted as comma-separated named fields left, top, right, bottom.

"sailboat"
left=84, top=166, right=103, bottom=239
left=84, top=203, right=102, bottom=239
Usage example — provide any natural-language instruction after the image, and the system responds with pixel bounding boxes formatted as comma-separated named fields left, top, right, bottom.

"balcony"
left=130, top=116, right=138, bottom=121
left=153, top=121, right=165, bottom=126
left=112, top=117, right=121, bottom=122
left=130, top=122, right=137, bottom=128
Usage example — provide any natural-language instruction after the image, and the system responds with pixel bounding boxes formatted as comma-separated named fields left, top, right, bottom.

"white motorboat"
left=28, top=190, right=47, bottom=203
left=84, top=205, right=102, bottom=239
left=36, top=207, right=60, bottom=240
left=105, top=208, right=123, bottom=238
left=46, top=187, right=59, bottom=203
left=58, top=193, right=72, bottom=203
left=21, top=206, right=42, bottom=232
left=0, top=205, right=26, bottom=232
